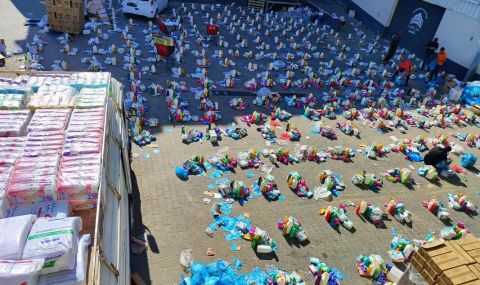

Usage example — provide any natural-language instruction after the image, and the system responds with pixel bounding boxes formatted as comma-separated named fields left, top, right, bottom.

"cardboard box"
left=471, top=105, right=480, bottom=116
left=419, top=240, right=454, bottom=261
left=411, top=250, right=427, bottom=271
left=456, top=237, right=480, bottom=263
left=45, top=0, right=84, bottom=34
left=470, top=264, right=480, bottom=279
left=45, top=0, right=84, bottom=9
left=421, top=263, right=439, bottom=285
left=430, top=252, right=465, bottom=276
left=456, top=236, right=480, bottom=252
left=439, top=265, right=479, bottom=285
left=450, top=241, right=477, bottom=265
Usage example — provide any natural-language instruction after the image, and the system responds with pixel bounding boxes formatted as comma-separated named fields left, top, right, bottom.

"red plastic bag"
left=450, top=164, right=467, bottom=175
left=207, top=24, right=219, bottom=35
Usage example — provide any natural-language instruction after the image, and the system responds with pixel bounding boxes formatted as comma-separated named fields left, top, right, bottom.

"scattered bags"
left=0, top=259, right=45, bottom=285
left=0, top=214, right=36, bottom=260
left=22, top=217, right=82, bottom=274
left=38, top=234, right=91, bottom=285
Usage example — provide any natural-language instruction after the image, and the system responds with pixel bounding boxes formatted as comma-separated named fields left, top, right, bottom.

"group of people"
left=383, top=32, right=448, bottom=87
left=422, top=37, right=448, bottom=82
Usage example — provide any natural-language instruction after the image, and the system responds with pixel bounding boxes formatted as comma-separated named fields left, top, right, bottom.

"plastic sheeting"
left=461, top=81, right=480, bottom=106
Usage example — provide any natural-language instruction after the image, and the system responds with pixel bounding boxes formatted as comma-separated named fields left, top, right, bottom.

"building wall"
left=435, top=10, right=480, bottom=69
left=342, top=0, right=480, bottom=79
left=351, top=0, right=398, bottom=26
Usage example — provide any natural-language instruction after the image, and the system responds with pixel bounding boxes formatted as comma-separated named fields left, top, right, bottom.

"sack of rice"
left=0, top=215, right=36, bottom=260
left=38, top=234, right=91, bottom=285
left=22, top=217, right=82, bottom=274
left=0, top=259, right=44, bottom=285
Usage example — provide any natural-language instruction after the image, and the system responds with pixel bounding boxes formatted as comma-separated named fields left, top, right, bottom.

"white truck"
left=0, top=71, right=131, bottom=285
left=122, top=0, right=168, bottom=18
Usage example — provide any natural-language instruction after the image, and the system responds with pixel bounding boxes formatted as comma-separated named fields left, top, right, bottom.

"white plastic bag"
left=22, top=217, right=82, bottom=274
left=0, top=259, right=45, bottom=285
left=38, top=234, right=91, bottom=285
left=0, top=215, right=36, bottom=260
left=180, top=249, right=193, bottom=272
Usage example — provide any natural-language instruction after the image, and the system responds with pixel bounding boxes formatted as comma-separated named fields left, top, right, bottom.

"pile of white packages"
left=0, top=110, right=31, bottom=137
left=0, top=214, right=90, bottom=285
left=0, top=72, right=111, bottom=284
left=57, top=108, right=105, bottom=210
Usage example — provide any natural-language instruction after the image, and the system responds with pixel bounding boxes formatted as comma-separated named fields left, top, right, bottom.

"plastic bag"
left=22, top=217, right=82, bottom=274
left=27, top=109, right=71, bottom=133
left=7, top=156, right=60, bottom=204
left=38, top=234, right=91, bottom=285
left=176, top=166, right=189, bottom=180
left=256, top=87, right=271, bottom=98
left=0, top=214, right=36, bottom=259
left=27, top=85, right=78, bottom=109
left=451, top=144, right=464, bottom=155
left=180, top=249, right=193, bottom=272
left=0, top=110, right=31, bottom=137
left=461, top=153, right=477, bottom=168
left=0, top=259, right=45, bottom=285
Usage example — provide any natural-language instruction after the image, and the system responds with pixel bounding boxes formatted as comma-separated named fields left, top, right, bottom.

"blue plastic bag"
left=175, top=166, right=189, bottom=180
left=428, top=60, right=436, bottom=71
left=461, top=153, right=477, bottom=168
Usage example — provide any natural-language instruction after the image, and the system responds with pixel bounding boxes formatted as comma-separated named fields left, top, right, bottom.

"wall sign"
left=387, top=0, right=445, bottom=56
left=408, top=8, right=428, bottom=35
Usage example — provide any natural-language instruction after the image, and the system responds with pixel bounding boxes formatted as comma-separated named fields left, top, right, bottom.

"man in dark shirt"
left=422, top=38, right=439, bottom=70
left=382, top=32, right=402, bottom=64
left=424, top=145, right=451, bottom=169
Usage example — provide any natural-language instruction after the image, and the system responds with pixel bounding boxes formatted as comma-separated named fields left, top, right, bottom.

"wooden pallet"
left=248, top=0, right=265, bottom=11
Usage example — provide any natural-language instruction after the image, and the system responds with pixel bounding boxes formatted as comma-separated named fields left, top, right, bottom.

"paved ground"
left=130, top=99, right=480, bottom=284
left=2, top=0, right=480, bottom=284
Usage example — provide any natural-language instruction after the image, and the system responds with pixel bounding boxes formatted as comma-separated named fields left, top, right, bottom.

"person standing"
left=422, top=38, right=439, bottom=70
left=431, top=47, right=448, bottom=82
left=394, top=59, right=412, bottom=86
left=382, top=32, right=402, bottom=64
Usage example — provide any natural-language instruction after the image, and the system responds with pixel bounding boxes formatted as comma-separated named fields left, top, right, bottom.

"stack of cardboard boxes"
left=45, top=0, right=85, bottom=34
left=411, top=236, right=480, bottom=285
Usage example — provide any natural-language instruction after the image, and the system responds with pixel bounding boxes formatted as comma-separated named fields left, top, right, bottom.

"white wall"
left=351, top=0, right=399, bottom=27
left=434, top=9, right=480, bottom=70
